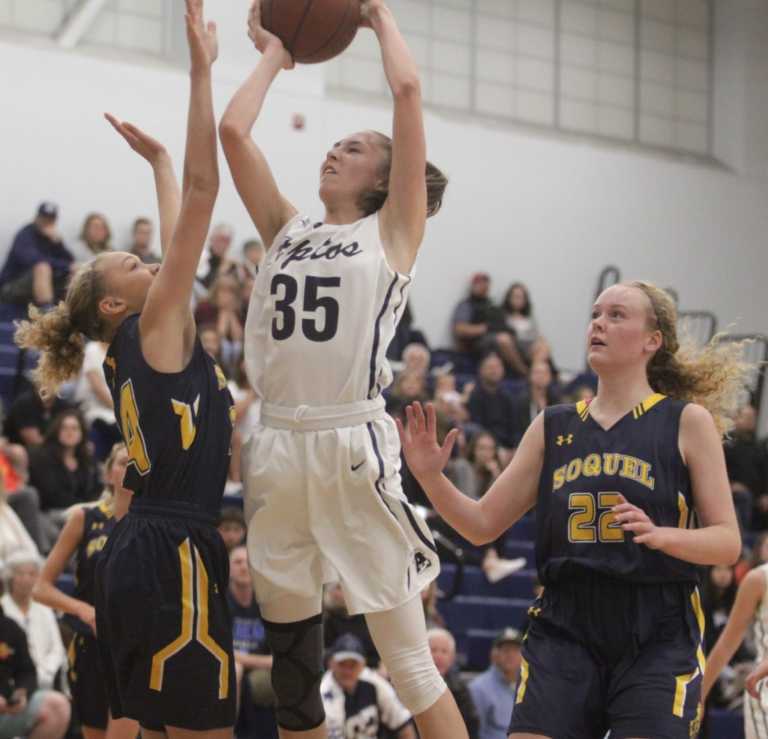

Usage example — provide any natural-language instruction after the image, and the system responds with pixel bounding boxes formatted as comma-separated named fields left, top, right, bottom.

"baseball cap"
left=330, top=634, right=366, bottom=663
left=493, top=627, right=523, bottom=647
left=37, top=201, right=58, bottom=219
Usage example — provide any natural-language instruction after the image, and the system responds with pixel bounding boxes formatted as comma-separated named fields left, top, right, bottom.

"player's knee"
left=39, top=690, right=72, bottom=733
left=383, top=641, right=446, bottom=716
left=264, top=613, right=325, bottom=731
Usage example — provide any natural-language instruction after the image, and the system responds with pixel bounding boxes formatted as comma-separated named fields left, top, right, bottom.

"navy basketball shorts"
left=68, top=632, right=109, bottom=730
left=509, top=571, right=704, bottom=739
left=95, top=501, right=236, bottom=732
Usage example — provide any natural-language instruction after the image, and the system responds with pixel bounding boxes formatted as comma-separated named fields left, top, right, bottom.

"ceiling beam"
left=55, top=0, right=110, bottom=49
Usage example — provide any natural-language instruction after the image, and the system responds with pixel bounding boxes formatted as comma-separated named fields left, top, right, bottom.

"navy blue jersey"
left=536, top=393, right=697, bottom=585
left=74, top=501, right=115, bottom=606
left=103, top=315, right=234, bottom=516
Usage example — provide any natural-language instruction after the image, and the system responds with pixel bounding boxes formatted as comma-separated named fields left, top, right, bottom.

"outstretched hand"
left=247, top=0, right=294, bottom=69
left=185, top=0, right=218, bottom=70
left=396, top=402, right=459, bottom=482
left=104, top=114, right=168, bottom=167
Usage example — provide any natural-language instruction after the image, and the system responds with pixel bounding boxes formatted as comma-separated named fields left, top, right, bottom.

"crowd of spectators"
left=0, top=201, right=766, bottom=737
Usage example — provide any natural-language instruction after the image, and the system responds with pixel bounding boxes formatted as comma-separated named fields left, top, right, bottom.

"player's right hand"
left=397, top=401, right=459, bottom=482
left=77, top=603, right=97, bottom=635
left=247, top=0, right=294, bottom=69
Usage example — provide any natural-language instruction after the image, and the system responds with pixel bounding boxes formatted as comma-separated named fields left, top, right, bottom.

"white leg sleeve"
left=364, top=596, right=447, bottom=716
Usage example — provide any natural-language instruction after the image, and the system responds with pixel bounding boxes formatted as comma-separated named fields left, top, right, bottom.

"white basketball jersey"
left=244, top=213, right=412, bottom=407
left=753, top=564, right=768, bottom=663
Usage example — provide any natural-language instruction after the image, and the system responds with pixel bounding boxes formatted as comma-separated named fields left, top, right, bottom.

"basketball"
left=261, top=0, right=361, bottom=64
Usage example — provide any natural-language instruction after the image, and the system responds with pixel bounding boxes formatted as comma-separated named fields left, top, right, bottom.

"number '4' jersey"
left=103, top=315, right=234, bottom=515
left=536, top=393, right=698, bottom=585
left=244, top=213, right=412, bottom=406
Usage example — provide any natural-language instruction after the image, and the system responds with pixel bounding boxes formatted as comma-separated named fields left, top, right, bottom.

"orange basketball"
left=261, top=0, right=361, bottom=64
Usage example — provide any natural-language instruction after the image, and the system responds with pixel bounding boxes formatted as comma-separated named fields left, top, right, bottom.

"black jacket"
left=0, top=608, right=38, bottom=700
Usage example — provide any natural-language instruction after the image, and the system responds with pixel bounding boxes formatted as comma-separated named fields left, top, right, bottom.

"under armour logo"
left=528, top=606, right=542, bottom=618
left=414, top=552, right=431, bottom=574
left=556, top=434, right=573, bottom=446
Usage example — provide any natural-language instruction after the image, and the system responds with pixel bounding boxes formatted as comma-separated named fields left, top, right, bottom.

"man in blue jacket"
left=468, top=628, right=523, bottom=739
left=0, top=203, right=73, bottom=307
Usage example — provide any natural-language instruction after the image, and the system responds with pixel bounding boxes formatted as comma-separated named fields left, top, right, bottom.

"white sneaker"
left=484, top=557, right=527, bottom=583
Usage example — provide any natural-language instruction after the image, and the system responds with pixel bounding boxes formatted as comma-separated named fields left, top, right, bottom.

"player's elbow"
left=392, top=77, right=421, bottom=101
left=218, top=118, right=247, bottom=146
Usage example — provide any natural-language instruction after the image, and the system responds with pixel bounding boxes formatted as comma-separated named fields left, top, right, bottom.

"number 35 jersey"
left=103, top=315, right=234, bottom=515
left=535, top=393, right=698, bottom=586
left=244, top=213, right=412, bottom=406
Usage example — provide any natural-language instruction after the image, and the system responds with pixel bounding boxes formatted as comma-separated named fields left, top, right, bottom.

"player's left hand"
left=185, top=0, right=218, bottom=70
left=612, top=495, right=667, bottom=549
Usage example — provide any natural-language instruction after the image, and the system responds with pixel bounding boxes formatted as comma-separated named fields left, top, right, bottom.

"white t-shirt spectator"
left=321, top=667, right=411, bottom=739
left=1, top=593, right=66, bottom=689
left=74, top=341, right=115, bottom=426
left=0, top=503, right=39, bottom=560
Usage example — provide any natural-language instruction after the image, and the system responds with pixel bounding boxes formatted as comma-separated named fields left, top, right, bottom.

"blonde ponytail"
left=630, top=281, right=754, bottom=435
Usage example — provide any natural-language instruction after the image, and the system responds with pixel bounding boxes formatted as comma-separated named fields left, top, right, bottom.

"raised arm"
left=219, top=0, right=297, bottom=249
left=33, top=507, right=96, bottom=633
left=364, top=1, right=427, bottom=273
left=138, top=0, right=219, bottom=372
left=104, top=115, right=181, bottom=258
left=397, top=402, right=541, bottom=544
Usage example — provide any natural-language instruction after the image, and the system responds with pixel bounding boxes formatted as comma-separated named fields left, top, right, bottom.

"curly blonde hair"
left=630, top=281, right=753, bottom=435
left=15, top=259, right=111, bottom=398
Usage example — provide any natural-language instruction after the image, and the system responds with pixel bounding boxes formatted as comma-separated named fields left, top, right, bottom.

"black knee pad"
left=264, top=613, right=325, bottom=732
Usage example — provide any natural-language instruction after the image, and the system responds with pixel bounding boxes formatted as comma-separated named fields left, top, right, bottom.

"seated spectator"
left=387, top=303, right=429, bottom=362
left=0, top=552, right=66, bottom=691
left=197, top=223, right=237, bottom=290
left=386, top=371, right=430, bottom=421
left=3, top=389, right=75, bottom=449
left=241, top=238, right=265, bottom=279
left=428, top=628, right=479, bottom=739
left=509, top=360, right=559, bottom=448
left=321, top=634, right=415, bottom=739
left=323, top=583, right=380, bottom=668
left=73, top=340, right=120, bottom=461
left=0, top=203, right=73, bottom=307
left=28, top=410, right=100, bottom=522
left=499, top=282, right=552, bottom=366
left=218, top=507, right=246, bottom=552
left=452, top=273, right=527, bottom=377
left=421, top=581, right=445, bottom=630
left=70, top=212, right=112, bottom=262
left=228, top=546, right=274, bottom=710
left=0, top=473, right=39, bottom=561
left=464, top=431, right=502, bottom=500
left=199, top=324, right=225, bottom=368
left=228, top=360, right=259, bottom=487
left=467, top=354, right=518, bottom=454
left=128, top=217, right=160, bottom=264
left=0, top=595, right=70, bottom=739
left=401, top=342, right=431, bottom=378
left=469, top=628, right=523, bottom=739
left=724, top=403, right=767, bottom=531
left=194, top=275, right=244, bottom=375
left=0, top=443, right=43, bottom=551
left=433, top=373, right=469, bottom=428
